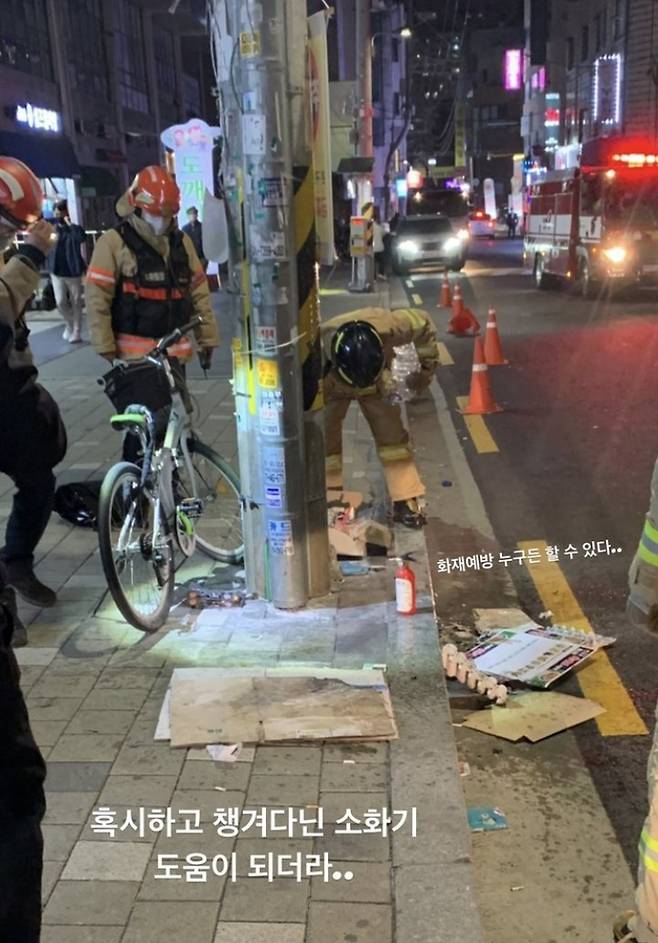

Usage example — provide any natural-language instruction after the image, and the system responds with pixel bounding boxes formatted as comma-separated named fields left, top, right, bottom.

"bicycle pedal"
left=178, top=498, right=203, bottom=519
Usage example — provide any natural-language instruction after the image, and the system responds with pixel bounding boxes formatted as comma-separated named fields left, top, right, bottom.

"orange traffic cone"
left=451, top=282, right=464, bottom=318
left=483, top=308, right=508, bottom=365
left=439, top=273, right=452, bottom=308
left=448, top=305, right=481, bottom=337
left=461, top=338, right=503, bottom=415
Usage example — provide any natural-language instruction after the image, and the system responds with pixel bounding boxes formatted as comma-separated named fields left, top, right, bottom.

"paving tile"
left=311, top=860, right=391, bottom=903
left=31, top=718, right=70, bottom=747
left=170, top=789, right=246, bottom=823
left=111, top=743, right=186, bottom=776
left=26, top=696, right=84, bottom=721
left=320, top=762, right=387, bottom=793
left=306, top=901, right=392, bottom=943
left=215, top=923, right=305, bottom=943
left=46, top=762, right=113, bottom=793
left=220, top=877, right=309, bottom=922
left=253, top=746, right=322, bottom=776
left=43, top=880, right=139, bottom=926
left=177, top=759, right=251, bottom=792
left=322, top=742, right=388, bottom=765
left=49, top=734, right=124, bottom=763
left=44, top=792, right=98, bottom=825
left=81, top=688, right=149, bottom=711
left=80, top=806, right=157, bottom=844
left=62, top=840, right=152, bottom=881
left=43, top=824, right=83, bottom=862
left=137, top=853, right=229, bottom=901
left=41, top=928, right=124, bottom=943
left=246, top=774, right=320, bottom=808
left=235, top=837, right=314, bottom=875
left=30, top=672, right=98, bottom=698
left=98, top=774, right=178, bottom=807
left=122, top=901, right=219, bottom=942
left=66, top=710, right=136, bottom=735
left=42, top=859, right=64, bottom=902
left=96, top=667, right=160, bottom=690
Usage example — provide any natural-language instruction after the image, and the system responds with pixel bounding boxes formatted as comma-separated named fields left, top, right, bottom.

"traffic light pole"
left=210, top=0, right=330, bottom=608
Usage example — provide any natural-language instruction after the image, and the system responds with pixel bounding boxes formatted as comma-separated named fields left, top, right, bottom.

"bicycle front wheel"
left=98, top=462, right=175, bottom=632
left=179, top=440, right=244, bottom=564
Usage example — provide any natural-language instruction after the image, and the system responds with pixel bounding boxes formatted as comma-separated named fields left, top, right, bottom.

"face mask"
left=142, top=211, right=169, bottom=236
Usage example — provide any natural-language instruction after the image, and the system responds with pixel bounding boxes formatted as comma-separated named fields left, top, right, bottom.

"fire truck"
left=524, top=136, right=658, bottom=297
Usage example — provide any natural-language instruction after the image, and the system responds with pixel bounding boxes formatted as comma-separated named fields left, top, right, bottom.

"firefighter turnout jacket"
left=321, top=307, right=439, bottom=503
left=86, top=200, right=219, bottom=362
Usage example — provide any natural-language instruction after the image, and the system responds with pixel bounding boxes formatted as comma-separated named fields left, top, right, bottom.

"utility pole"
left=210, top=0, right=329, bottom=609
left=356, top=0, right=373, bottom=208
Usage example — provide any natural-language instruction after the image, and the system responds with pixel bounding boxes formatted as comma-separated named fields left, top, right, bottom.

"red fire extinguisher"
left=395, top=557, right=416, bottom=615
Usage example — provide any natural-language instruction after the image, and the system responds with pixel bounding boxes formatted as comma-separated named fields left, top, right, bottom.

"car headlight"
left=398, top=239, right=419, bottom=256
left=603, top=246, right=627, bottom=265
left=443, top=237, right=461, bottom=254
left=456, top=228, right=469, bottom=241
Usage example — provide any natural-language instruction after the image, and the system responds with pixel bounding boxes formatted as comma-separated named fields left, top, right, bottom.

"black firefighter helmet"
left=331, top=320, right=385, bottom=389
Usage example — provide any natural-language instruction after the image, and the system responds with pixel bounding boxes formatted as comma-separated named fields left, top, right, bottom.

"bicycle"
left=97, top=318, right=244, bottom=632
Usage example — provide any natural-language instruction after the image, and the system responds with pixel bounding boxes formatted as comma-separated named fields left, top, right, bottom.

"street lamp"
left=371, top=26, right=413, bottom=49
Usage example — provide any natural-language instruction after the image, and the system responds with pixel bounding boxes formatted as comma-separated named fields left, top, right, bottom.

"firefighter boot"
left=613, top=912, right=638, bottom=942
left=393, top=498, right=427, bottom=529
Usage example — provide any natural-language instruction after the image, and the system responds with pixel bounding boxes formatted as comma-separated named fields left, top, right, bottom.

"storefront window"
left=154, top=27, right=177, bottom=104
left=115, top=0, right=149, bottom=113
left=0, top=0, right=53, bottom=81
left=65, top=0, right=110, bottom=100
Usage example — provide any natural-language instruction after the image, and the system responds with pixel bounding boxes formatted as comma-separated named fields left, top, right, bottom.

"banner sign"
left=308, top=12, right=336, bottom=266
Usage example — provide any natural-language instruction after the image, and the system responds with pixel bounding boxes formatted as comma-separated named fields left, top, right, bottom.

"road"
left=403, top=237, right=658, bottom=941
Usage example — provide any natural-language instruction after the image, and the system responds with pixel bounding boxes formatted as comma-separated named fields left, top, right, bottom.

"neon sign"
left=16, top=103, right=60, bottom=133
left=504, top=50, right=523, bottom=91
left=593, top=54, right=622, bottom=126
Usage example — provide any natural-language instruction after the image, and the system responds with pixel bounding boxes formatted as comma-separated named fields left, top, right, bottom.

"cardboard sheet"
left=465, top=623, right=615, bottom=688
left=169, top=667, right=397, bottom=748
left=461, top=691, right=605, bottom=742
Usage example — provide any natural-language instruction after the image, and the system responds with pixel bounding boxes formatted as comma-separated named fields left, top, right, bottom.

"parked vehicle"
left=469, top=210, right=496, bottom=238
left=525, top=135, right=658, bottom=297
left=390, top=215, right=468, bottom=275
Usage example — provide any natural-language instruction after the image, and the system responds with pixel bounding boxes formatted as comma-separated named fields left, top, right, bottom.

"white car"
left=469, top=211, right=496, bottom=238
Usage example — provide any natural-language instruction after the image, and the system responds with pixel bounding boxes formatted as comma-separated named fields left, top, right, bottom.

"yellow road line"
left=456, top=396, right=499, bottom=453
left=518, top=539, right=648, bottom=737
left=412, top=292, right=423, bottom=305
left=437, top=342, right=454, bottom=366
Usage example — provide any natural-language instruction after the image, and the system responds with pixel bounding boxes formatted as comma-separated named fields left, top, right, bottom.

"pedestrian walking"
left=321, top=306, right=439, bottom=528
left=506, top=210, right=519, bottom=239
left=182, top=205, right=208, bottom=271
left=373, top=210, right=386, bottom=279
left=85, top=166, right=219, bottom=459
left=47, top=199, right=87, bottom=342
left=615, top=457, right=658, bottom=942
left=0, top=157, right=67, bottom=615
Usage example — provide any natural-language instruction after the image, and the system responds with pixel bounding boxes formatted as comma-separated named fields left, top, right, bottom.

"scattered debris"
left=343, top=759, right=356, bottom=765
left=329, top=518, right=392, bottom=558
left=537, top=610, right=553, bottom=621
left=473, top=608, right=531, bottom=634
left=442, top=643, right=509, bottom=705
left=461, top=691, right=605, bottom=743
left=340, top=561, right=370, bottom=577
left=206, top=744, right=241, bottom=763
left=164, top=667, right=398, bottom=748
left=186, top=588, right=246, bottom=609
left=468, top=807, right=508, bottom=832
left=511, top=885, right=525, bottom=893
left=465, top=622, right=615, bottom=688
left=441, top=480, right=453, bottom=487
left=458, top=760, right=471, bottom=777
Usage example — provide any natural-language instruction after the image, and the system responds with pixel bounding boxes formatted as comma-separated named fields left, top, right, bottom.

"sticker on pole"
left=239, top=32, right=261, bottom=58
left=258, top=176, right=287, bottom=207
left=262, top=446, right=286, bottom=486
left=268, top=519, right=294, bottom=556
left=242, top=114, right=266, bottom=155
left=259, top=390, right=283, bottom=436
left=255, top=325, right=277, bottom=351
left=257, top=358, right=279, bottom=390
left=265, top=486, right=283, bottom=510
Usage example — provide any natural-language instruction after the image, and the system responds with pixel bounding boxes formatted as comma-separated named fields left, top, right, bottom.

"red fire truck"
left=524, top=136, right=658, bottom=297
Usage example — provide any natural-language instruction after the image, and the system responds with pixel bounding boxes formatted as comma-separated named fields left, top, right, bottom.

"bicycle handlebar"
left=151, top=316, right=203, bottom=358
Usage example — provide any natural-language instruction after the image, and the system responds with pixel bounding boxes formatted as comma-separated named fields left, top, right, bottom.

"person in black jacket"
left=46, top=199, right=87, bottom=343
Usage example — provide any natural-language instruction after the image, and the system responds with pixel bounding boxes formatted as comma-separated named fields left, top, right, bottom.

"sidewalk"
left=13, top=273, right=484, bottom=942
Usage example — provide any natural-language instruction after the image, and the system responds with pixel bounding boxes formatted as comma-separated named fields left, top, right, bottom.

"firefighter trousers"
left=631, top=699, right=658, bottom=943
left=324, top=372, right=424, bottom=503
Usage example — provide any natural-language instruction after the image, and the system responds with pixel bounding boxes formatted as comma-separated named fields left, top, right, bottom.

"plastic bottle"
left=395, top=557, right=417, bottom=615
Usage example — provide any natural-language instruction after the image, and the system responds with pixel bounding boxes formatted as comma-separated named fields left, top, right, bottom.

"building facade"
left=0, top=0, right=212, bottom=230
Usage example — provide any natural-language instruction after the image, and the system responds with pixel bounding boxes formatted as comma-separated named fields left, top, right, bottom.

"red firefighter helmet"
left=0, top=156, right=43, bottom=228
left=128, top=165, right=180, bottom=216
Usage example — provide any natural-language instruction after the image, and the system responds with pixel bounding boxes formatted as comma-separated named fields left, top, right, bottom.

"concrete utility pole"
left=210, top=0, right=330, bottom=608
left=356, top=0, right=373, bottom=207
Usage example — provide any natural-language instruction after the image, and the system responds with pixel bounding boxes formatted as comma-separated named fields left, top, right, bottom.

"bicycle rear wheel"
left=178, top=440, right=243, bottom=564
left=98, top=462, right=175, bottom=632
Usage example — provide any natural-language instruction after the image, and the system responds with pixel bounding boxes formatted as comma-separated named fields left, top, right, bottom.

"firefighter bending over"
left=321, top=307, right=439, bottom=529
